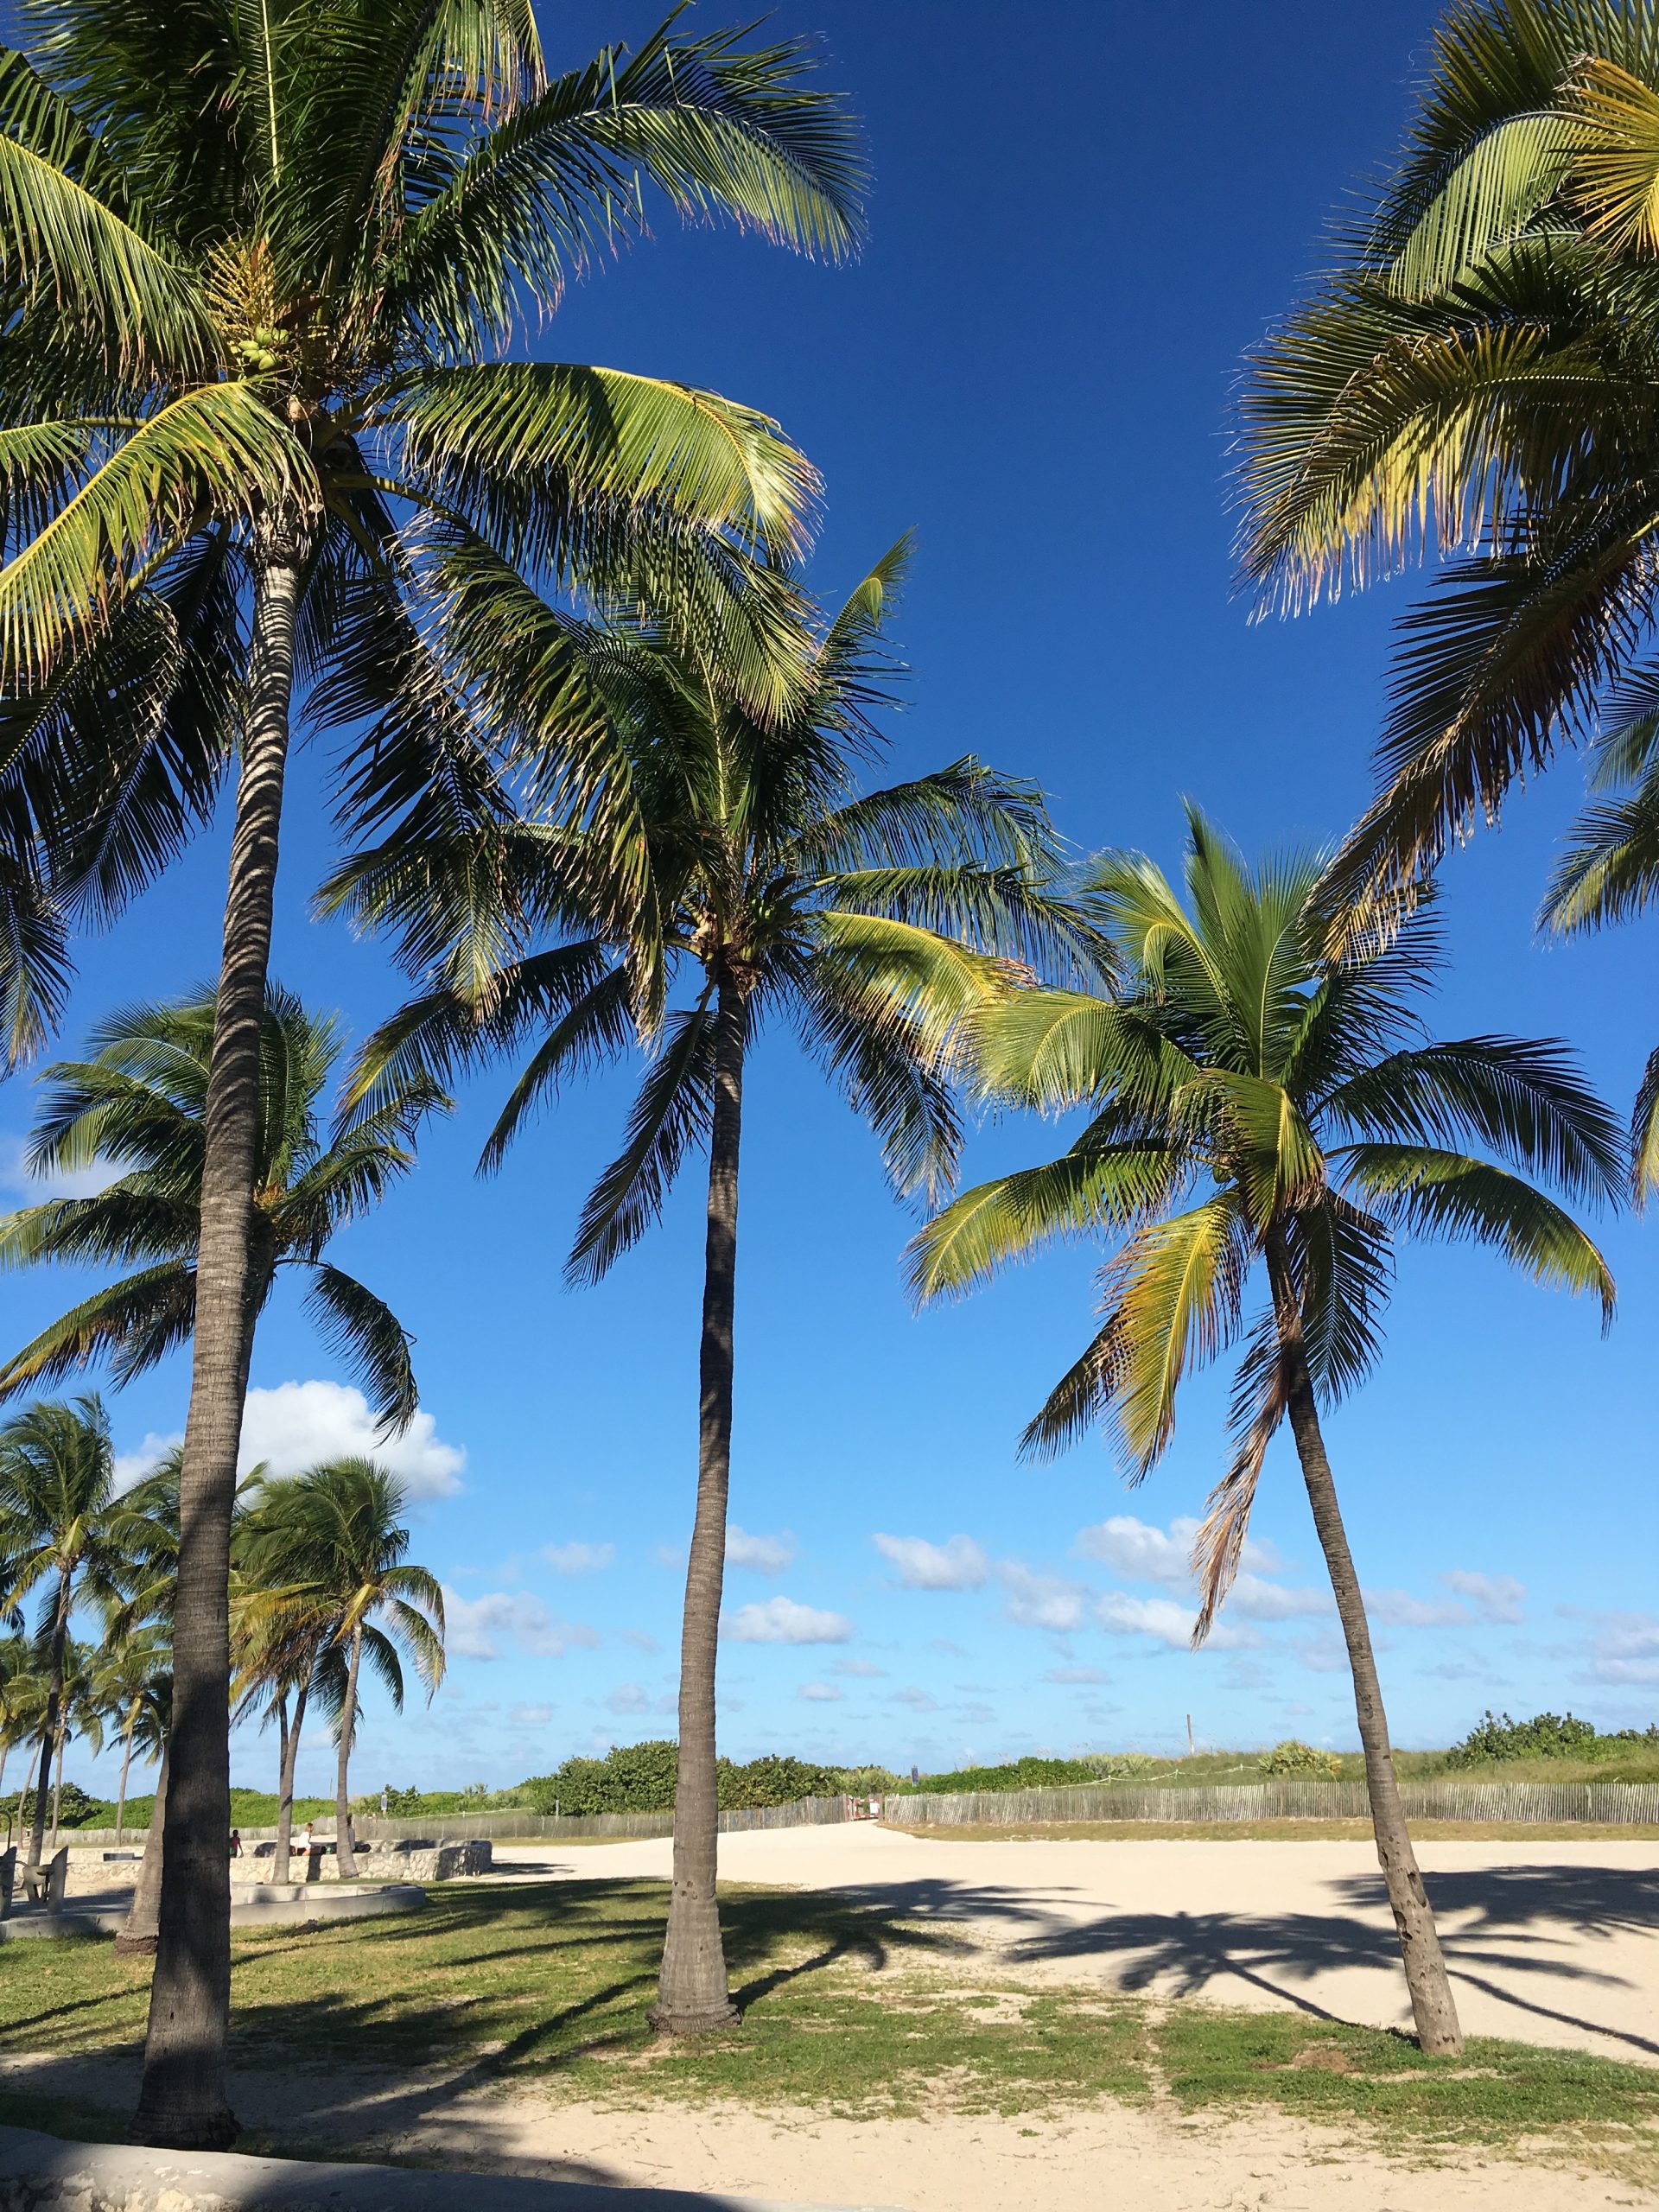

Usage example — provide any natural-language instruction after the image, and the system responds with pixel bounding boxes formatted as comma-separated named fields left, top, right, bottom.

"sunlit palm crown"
left=334, top=545, right=1107, bottom=1266
left=911, top=811, right=1620, bottom=1632
left=237, top=1459, right=445, bottom=1719
left=0, top=1393, right=124, bottom=1632
left=1237, top=0, right=1659, bottom=912
left=0, top=986, right=439, bottom=1421
left=0, top=0, right=866, bottom=1061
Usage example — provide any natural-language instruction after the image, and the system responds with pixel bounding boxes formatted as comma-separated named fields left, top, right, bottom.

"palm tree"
left=910, top=810, right=1622, bottom=2056
left=45, top=1636, right=104, bottom=1853
left=338, top=545, right=1098, bottom=2030
left=0, top=2, right=861, bottom=2145
left=1236, top=1, right=1659, bottom=927
left=0, top=985, right=437, bottom=1421
left=100, top=1627, right=170, bottom=1847
left=1543, top=735, right=1659, bottom=1199
left=0, top=1632, right=43, bottom=1808
left=0, top=1396, right=124, bottom=1868
left=233, top=1487, right=341, bottom=1880
left=242, top=1460, right=443, bottom=1878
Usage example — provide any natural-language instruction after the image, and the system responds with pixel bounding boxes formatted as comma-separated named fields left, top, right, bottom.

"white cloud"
left=1074, top=1515, right=1190, bottom=1585
left=998, top=1561, right=1086, bottom=1631
left=653, top=1542, right=686, bottom=1569
left=1073, top=1514, right=1286, bottom=1586
left=511, top=1703, right=554, bottom=1726
left=113, top=1430, right=181, bottom=1492
left=0, top=1135, right=123, bottom=1201
left=892, top=1685, right=939, bottom=1711
left=833, top=1656, right=887, bottom=1678
left=1440, top=1570, right=1525, bottom=1625
left=1096, top=1591, right=1261, bottom=1651
left=239, top=1379, right=464, bottom=1498
left=873, top=1533, right=988, bottom=1592
left=442, top=1588, right=600, bottom=1662
left=726, top=1524, right=797, bottom=1574
left=1226, top=1573, right=1331, bottom=1622
left=617, top=1628, right=660, bottom=1653
left=1042, top=1664, right=1108, bottom=1685
left=1584, top=1611, right=1659, bottom=1685
left=606, top=1682, right=652, bottom=1715
left=798, top=1681, right=843, bottom=1702
left=1364, top=1587, right=1471, bottom=1629
left=723, top=1596, right=853, bottom=1646
left=542, top=1541, right=614, bottom=1574
left=1294, top=1632, right=1350, bottom=1675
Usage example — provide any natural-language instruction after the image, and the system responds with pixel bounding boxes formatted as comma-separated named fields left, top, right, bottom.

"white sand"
left=1, top=2051, right=1646, bottom=2209
left=484, top=1822, right=1659, bottom=2067
left=23, top=1825, right=1657, bottom=2205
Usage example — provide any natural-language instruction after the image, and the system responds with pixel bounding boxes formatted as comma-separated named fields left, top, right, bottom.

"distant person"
left=229, top=1828, right=242, bottom=1859
left=301, top=1821, right=315, bottom=1853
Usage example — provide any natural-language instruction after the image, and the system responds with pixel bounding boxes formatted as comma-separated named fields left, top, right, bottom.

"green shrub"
left=893, top=1755, right=1124, bottom=1796
left=1442, top=1707, right=1654, bottom=1760
left=11, top=1781, right=106, bottom=1828
left=1259, top=1739, right=1342, bottom=1778
left=830, top=1764, right=902, bottom=1795
left=517, top=1742, right=848, bottom=1817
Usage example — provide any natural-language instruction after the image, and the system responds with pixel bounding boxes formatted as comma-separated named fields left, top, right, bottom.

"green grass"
left=1, top=1880, right=1654, bottom=2183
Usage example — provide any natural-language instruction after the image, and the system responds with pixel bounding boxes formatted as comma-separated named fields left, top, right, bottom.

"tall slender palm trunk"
left=48, top=1724, right=65, bottom=1853
left=115, top=1711, right=137, bottom=1847
left=134, top=536, right=305, bottom=2151
left=28, top=1580, right=68, bottom=1868
left=654, top=982, right=747, bottom=2035
left=274, top=1682, right=308, bottom=1879
left=334, top=1632, right=362, bottom=1879
left=115, top=1735, right=169, bottom=1955
left=1266, top=1234, right=1464, bottom=2056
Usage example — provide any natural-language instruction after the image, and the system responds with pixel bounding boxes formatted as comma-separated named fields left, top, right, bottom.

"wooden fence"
left=42, top=1777, right=1659, bottom=1850
left=886, top=1778, right=1659, bottom=1826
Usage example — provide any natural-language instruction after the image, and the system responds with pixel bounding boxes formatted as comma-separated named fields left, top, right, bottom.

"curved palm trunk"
left=48, top=1724, right=65, bottom=1854
left=115, top=1734, right=169, bottom=1956
left=334, top=1632, right=362, bottom=1880
left=135, top=537, right=305, bottom=2152
left=273, top=1681, right=308, bottom=1880
left=1266, top=1232, right=1464, bottom=2056
left=654, top=982, right=747, bottom=2035
left=115, top=1709, right=137, bottom=1847
left=28, top=1573, right=69, bottom=1869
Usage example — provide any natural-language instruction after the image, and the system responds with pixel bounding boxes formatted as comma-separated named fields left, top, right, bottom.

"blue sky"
left=13, top=0, right=1658, bottom=1800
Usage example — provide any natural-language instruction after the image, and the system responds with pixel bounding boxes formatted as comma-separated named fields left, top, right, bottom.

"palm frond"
left=302, top=1265, right=417, bottom=1433
left=1336, top=1141, right=1615, bottom=1323
left=1320, top=1035, right=1625, bottom=1201
left=565, top=996, right=716, bottom=1285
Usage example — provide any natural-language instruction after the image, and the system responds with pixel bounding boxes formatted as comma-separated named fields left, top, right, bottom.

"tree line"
left=0, top=1391, right=444, bottom=1925
left=0, top=0, right=1649, bottom=2147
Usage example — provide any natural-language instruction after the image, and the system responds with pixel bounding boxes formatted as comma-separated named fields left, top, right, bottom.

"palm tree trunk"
left=134, top=533, right=305, bottom=2152
left=1266, top=1230, right=1464, bottom=2056
left=29, top=1578, right=68, bottom=1868
left=334, top=1632, right=362, bottom=1879
left=654, top=981, right=747, bottom=2035
left=15, top=1733, right=36, bottom=1833
left=48, top=1723, right=64, bottom=1855
left=115, top=1734, right=169, bottom=1956
left=274, top=1680, right=308, bottom=1880
left=115, top=1712, right=137, bottom=1847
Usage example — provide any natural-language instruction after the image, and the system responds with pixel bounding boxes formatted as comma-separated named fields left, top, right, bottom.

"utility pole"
left=1185, top=1713, right=1195, bottom=1758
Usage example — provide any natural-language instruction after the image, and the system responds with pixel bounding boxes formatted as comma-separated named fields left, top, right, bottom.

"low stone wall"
left=244, top=1838, right=493, bottom=1882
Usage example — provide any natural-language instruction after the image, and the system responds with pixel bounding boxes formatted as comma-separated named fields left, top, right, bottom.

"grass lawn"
left=0, top=1879, right=1654, bottom=2184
